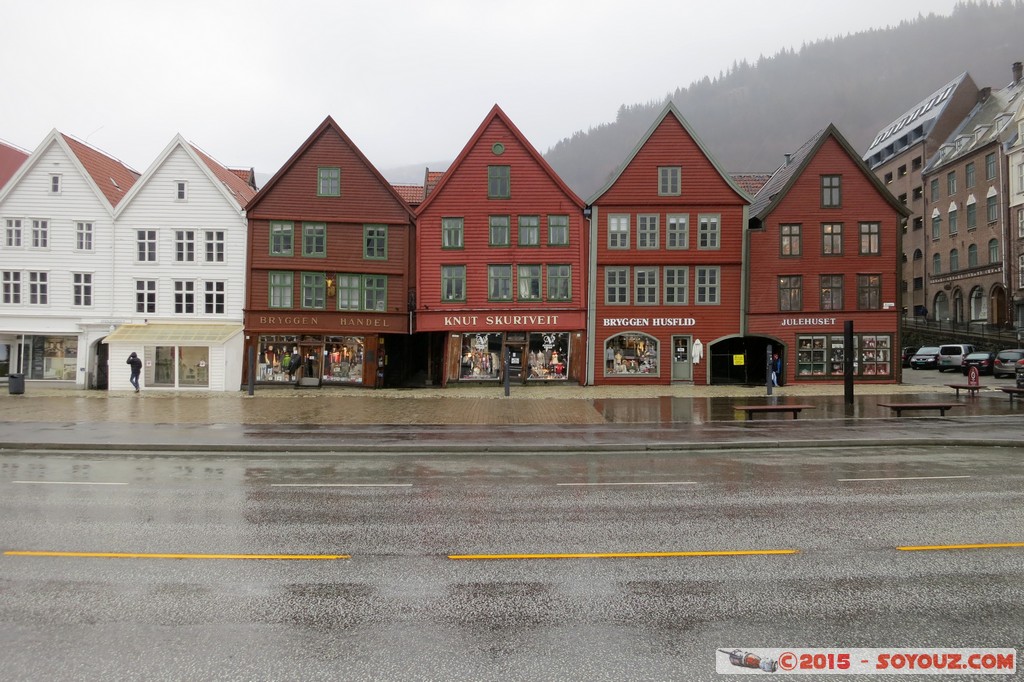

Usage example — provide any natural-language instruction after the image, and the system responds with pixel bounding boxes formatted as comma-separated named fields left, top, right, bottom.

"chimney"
left=784, top=153, right=792, bottom=165
left=979, top=87, right=992, bottom=103
left=1014, top=61, right=1023, bottom=83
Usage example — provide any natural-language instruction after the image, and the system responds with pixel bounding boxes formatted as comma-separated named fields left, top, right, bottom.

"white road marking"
left=838, top=475, right=971, bottom=482
left=557, top=481, right=698, bottom=487
left=269, top=483, right=412, bottom=487
left=12, top=480, right=127, bottom=486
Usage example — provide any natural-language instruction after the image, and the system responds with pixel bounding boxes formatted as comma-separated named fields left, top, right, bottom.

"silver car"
left=937, top=344, right=975, bottom=373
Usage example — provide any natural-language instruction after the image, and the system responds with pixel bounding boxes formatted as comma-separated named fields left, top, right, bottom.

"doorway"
left=671, top=335, right=692, bottom=381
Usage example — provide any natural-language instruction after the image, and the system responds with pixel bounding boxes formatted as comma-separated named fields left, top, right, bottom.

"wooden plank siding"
left=243, top=117, right=416, bottom=387
left=747, top=131, right=907, bottom=384
left=589, top=104, right=749, bottom=386
left=414, top=105, right=587, bottom=386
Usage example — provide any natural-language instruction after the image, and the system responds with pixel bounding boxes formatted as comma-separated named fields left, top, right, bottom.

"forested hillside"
left=545, top=1, right=1024, bottom=199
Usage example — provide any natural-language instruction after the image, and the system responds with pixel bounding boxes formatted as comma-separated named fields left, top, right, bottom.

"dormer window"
left=658, top=167, right=681, bottom=196
left=50, top=174, right=61, bottom=194
left=175, top=181, right=188, bottom=201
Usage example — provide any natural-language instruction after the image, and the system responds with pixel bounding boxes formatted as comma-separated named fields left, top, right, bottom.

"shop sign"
left=442, top=314, right=561, bottom=327
left=259, top=315, right=320, bottom=325
left=602, top=317, right=696, bottom=327
left=780, top=317, right=837, bottom=327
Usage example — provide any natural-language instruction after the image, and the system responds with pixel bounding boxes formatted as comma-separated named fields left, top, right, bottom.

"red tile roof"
left=391, top=183, right=425, bottom=205
left=0, top=139, right=29, bottom=190
left=61, top=134, right=139, bottom=207
left=729, top=172, right=773, bottom=196
left=190, top=144, right=258, bottom=208
left=229, top=167, right=257, bottom=189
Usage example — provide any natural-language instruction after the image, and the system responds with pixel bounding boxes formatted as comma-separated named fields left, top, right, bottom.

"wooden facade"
left=587, top=103, right=750, bottom=386
left=243, top=116, right=416, bottom=388
left=747, top=125, right=911, bottom=385
left=414, top=105, right=587, bottom=386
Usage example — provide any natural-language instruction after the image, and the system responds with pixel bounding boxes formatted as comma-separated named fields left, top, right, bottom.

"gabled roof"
left=246, top=115, right=416, bottom=221
left=0, top=130, right=140, bottom=212
left=229, top=167, right=258, bottom=190
left=0, top=139, right=29, bottom=190
left=587, top=101, right=752, bottom=205
left=863, top=72, right=976, bottom=167
left=391, top=183, right=425, bottom=205
left=750, top=123, right=911, bottom=222
left=415, top=104, right=584, bottom=215
left=190, top=143, right=258, bottom=207
left=61, top=134, right=140, bottom=207
left=114, top=134, right=256, bottom=216
left=922, top=75, right=1024, bottom=174
left=730, top=172, right=773, bottom=196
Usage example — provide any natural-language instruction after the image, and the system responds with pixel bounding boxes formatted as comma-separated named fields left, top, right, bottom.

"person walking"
left=127, top=352, right=142, bottom=393
left=771, top=353, right=782, bottom=387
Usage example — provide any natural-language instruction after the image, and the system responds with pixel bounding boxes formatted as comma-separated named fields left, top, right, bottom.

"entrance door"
left=671, top=335, right=692, bottom=381
left=506, top=342, right=525, bottom=384
left=297, top=343, right=322, bottom=386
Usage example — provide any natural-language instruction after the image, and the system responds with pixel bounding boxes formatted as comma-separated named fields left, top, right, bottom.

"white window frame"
left=175, top=229, right=196, bottom=262
left=637, top=214, right=659, bottom=249
left=5, top=218, right=22, bottom=247
left=76, top=221, right=94, bottom=251
left=697, top=214, right=720, bottom=250
left=204, top=280, right=226, bottom=314
left=72, top=272, right=93, bottom=307
left=137, top=229, right=158, bottom=262
left=175, top=180, right=188, bottom=201
left=136, top=279, right=157, bottom=314
left=634, top=266, right=658, bottom=305
left=608, top=214, right=629, bottom=249
left=174, top=280, right=196, bottom=314
left=31, top=219, right=48, bottom=249
left=664, top=266, right=688, bottom=304
left=28, top=271, right=47, bottom=305
left=695, top=266, right=720, bottom=305
left=667, top=214, right=688, bottom=249
left=605, top=267, right=628, bottom=304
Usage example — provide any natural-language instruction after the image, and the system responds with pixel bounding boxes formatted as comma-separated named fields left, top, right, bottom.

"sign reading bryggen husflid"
left=242, top=116, right=416, bottom=388
left=414, top=105, right=588, bottom=386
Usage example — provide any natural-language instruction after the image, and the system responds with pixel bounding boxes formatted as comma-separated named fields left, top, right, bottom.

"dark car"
left=909, top=346, right=941, bottom=369
left=993, top=349, right=1024, bottom=378
left=961, top=351, right=996, bottom=376
left=901, top=346, right=919, bottom=368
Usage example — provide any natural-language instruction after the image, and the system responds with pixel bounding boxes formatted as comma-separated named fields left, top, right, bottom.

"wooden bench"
left=878, top=402, right=962, bottom=417
left=946, top=383, right=983, bottom=397
left=734, top=404, right=815, bottom=420
left=1000, top=387, right=1024, bottom=403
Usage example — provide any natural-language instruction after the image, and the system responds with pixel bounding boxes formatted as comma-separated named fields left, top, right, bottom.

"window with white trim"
left=27, top=271, right=47, bottom=305
left=664, top=266, right=687, bottom=304
left=175, top=230, right=196, bottom=262
left=205, top=230, right=225, bottom=262
left=608, top=214, right=629, bottom=249
left=73, top=273, right=92, bottom=307
left=31, top=219, right=48, bottom=248
left=4, top=219, right=21, bottom=247
left=173, top=280, right=195, bottom=313
left=204, top=281, right=225, bottom=314
left=76, top=222, right=93, bottom=251
left=634, top=267, right=658, bottom=304
left=666, top=214, right=688, bottom=249
left=695, top=266, right=719, bottom=304
left=637, top=214, right=659, bottom=249
left=2, top=271, right=21, bottom=303
left=605, top=267, right=628, bottom=304
left=697, top=214, right=720, bottom=249
left=137, top=229, right=157, bottom=262
left=659, top=167, right=681, bottom=195
left=136, top=280, right=156, bottom=314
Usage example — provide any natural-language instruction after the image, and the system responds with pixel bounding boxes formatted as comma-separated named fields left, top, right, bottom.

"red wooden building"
left=587, top=103, right=751, bottom=385
left=414, top=105, right=587, bottom=386
left=243, top=116, right=416, bottom=388
left=746, top=124, right=911, bottom=384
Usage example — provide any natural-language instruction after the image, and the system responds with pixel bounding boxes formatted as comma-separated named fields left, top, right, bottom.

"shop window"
left=460, top=333, right=502, bottom=380
left=604, top=333, right=658, bottom=376
left=19, top=335, right=78, bottom=380
left=527, top=332, right=569, bottom=381
left=322, top=336, right=365, bottom=384
left=795, top=334, right=891, bottom=378
left=256, top=335, right=299, bottom=383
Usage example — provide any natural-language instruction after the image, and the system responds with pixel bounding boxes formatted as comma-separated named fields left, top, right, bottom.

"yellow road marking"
left=448, top=549, right=798, bottom=560
left=4, top=550, right=347, bottom=560
left=897, top=542, right=1024, bottom=552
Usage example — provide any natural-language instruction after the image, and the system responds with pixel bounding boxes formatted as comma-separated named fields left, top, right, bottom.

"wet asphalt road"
left=2, top=445, right=1022, bottom=681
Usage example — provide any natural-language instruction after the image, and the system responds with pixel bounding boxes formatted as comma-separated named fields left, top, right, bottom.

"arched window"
left=989, top=238, right=999, bottom=264
left=604, top=333, right=659, bottom=377
left=969, top=286, right=986, bottom=321
left=913, top=248, right=923, bottom=261
left=967, top=244, right=978, bottom=268
left=933, top=291, right=949, bottom=321
left=932, top=253, right=941, bottom=274
left=949, top=248, right=959, bottom=271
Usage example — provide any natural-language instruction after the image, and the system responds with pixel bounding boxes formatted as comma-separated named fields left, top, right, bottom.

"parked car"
left=901, top=346, right=919, bottom=368
left=993, top=349, right=1024, bottom=378
left=961, top=351, right=996, bottom=376
left=937, top=344, right=976, bottom=372
left=909, top=346, right=941, bottom=370
left=1017, top=360, right=1024, bottom=388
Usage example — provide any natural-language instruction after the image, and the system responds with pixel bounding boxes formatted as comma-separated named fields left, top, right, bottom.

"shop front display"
left=7, top=335, right=79, bottom=381
left=795, top=333, right=891, bottom=378
left=603, top=332, right=659, bottom=377
left=256, top=334, right=369, bottom=386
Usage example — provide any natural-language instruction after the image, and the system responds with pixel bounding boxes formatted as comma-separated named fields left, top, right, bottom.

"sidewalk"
left=0, top=382, right=1020, bottom=453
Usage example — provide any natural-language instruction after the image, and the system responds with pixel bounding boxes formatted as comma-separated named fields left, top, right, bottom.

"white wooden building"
left=103, top=135, right=255, bottom=391
left=0, top=131, right=138, bottom=388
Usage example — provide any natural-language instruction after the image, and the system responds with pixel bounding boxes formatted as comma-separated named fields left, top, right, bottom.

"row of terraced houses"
left=14, top=61, right=1024, bottom=392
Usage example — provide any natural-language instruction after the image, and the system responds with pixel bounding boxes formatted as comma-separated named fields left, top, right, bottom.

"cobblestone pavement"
left=0, top=381, right=966, bottom=426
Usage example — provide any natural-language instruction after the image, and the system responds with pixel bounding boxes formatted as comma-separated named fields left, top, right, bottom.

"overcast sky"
left=3, top=0, right=961, bottom=183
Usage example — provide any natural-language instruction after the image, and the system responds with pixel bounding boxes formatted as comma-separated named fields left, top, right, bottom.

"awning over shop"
left=103, top=323, right=243, bottom=345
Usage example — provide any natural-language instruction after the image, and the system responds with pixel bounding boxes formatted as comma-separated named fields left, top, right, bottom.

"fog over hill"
left=383, top=1, right=1024, bottom=200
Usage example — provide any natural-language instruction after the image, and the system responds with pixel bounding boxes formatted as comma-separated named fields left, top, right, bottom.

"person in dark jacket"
left=127, top=352, right=142, bottom=393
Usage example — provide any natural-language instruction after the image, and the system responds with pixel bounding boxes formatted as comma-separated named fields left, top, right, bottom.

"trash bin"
left=8, top=373, right=24, bottom=395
